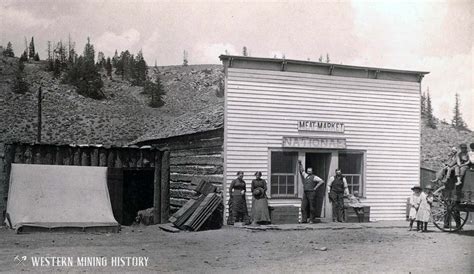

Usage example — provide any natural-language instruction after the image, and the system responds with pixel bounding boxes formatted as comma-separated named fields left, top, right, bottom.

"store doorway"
left=305, top=153, right=331, bottom=218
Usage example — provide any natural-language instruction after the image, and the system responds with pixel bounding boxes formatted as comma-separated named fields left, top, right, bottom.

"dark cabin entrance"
left=305, top=153, right=331, bottom=218
left=121, top=169, right=154, bottom=225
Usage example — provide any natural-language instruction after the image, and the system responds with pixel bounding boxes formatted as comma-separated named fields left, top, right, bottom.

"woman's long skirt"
left=251, top=197, right=271, bottom=224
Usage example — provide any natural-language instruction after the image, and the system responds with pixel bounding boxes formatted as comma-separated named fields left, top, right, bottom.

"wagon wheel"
left=431, top=187, right=469, bottom=232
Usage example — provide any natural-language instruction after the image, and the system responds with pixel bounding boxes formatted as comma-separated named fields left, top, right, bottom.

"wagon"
left=431, top=169, right=474, bottom=232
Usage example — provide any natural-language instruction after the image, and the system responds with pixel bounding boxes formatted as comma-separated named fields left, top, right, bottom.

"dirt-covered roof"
left=132, top=104, right=224, bottom=144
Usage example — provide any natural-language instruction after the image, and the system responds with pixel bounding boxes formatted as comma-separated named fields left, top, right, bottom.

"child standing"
left=416, top=185, right=434, bottom=232
left=408, top=186, right=422, bottom=231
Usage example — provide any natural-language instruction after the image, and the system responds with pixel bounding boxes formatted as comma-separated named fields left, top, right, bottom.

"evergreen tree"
left=451, top=93, right=467, bottom=130
left=318, top=55, right=323, bottom=62
left=132, top=50, right=147, bottom=86
left=426, top=91, right=437, bottom=129
left=326, top=53, right=330, bottom=63
left=20, top=51, right=28, bottom=62
left=145, top=76, right=166, bottom=107
left=13, top=70, right=29, bottom=94
left=97, top=51, right=106, bottom=68
left=3, top=42, right=15, bottom=57
left=242, top=46, right=248, bottom=57
left=64, top=38, right=104, bottom=99
left=29, top=37, right=36, bottom=59
left=105, top=57, right=112, bottom=77
left=420, top=90, right=426, bottom=115
left=67, top=36, right=76, bottom=65
left=183, top=50, right=188, bottom=66
left=112, top=50, right=119, bottom=68
left=34, top=52, right=40, bottom=61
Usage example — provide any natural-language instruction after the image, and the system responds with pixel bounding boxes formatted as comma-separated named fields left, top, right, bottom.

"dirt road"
left=0, top=223, right=472, bottom=273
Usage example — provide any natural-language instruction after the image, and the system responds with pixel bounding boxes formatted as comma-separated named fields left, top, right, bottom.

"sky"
left=1, top=0, right=472, bottom=128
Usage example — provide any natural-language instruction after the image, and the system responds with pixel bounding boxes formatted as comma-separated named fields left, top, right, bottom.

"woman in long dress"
left=229, top=171, right=249, bottom=224
left=251, top=171, right=271, bottom=225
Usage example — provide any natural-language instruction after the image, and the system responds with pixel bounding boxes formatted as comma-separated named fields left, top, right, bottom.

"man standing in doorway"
left=327, top=168, right=350, bottom=222
left=298, top=161, right=325, bottom=223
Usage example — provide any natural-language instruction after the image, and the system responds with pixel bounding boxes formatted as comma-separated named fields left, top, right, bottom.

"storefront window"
left=270, top=151, right=298, bottom=198
left=338, top=152, right=364, bottom=195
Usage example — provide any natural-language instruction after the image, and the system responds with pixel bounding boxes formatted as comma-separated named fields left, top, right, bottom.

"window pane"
left=271, top=185, right=279, bottom=194
left=271, top=152, right=297, bottom=173
left=287, top=175, right=294, bottom=186
left=287, top=185, right=294, bottom=195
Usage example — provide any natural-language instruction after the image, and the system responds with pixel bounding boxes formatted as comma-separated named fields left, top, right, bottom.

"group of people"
left=431, top=143, right=474, bottom=186
left=408, top=185, right=434, bottom=232
left=228, top=162, right=354, bottom=225
left=228, top=171, right=271, bottom=225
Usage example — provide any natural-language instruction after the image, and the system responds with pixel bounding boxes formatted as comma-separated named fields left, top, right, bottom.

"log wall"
left=137, top=129, right=224, bottom=212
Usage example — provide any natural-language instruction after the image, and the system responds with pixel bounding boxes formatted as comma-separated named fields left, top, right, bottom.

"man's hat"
left=411, top=185, right=422, bottom=191
left=460, top=143, right=467, bottom=148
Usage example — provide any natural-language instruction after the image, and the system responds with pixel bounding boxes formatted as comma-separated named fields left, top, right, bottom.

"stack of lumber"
left=166, top=179, right=222, bottom=231
left=169, top=195, right=206, bottom=228
left=183, top=193, right=222, bottom=231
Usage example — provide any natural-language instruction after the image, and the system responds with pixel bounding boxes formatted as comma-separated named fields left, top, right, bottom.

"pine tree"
left=183, top=50, right=188, bottom=66
left=326, top=53, right=330, bottom=63
left=34, top=52, right=40, bottom=61
left=420, top=90, right=426, bottom=115
left=318, top=55, right=323, bottom=62
left=145, top=76, right=166, bottom=107
left=242, top=46, right=248, bottom=57
left=112, top=50, right=119, bottom=68
left=29, top=37, right=36, bottom=59
left=97, top=51, right=106, bottom=68
left=20, top=51, right=28, bottom=62
left=426, top=91, right=437, bottom=129
left=105, top=57, right=112, bottom=77
left=451, top=93, right=467, bottom=130
left=3, top=42, right=15, bottom=57
left=133, top=50, right=147, bottom=86
left=64, top=38, right=104, bottom=99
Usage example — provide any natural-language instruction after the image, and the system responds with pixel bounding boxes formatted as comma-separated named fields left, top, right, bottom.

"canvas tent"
left=6, top=164, right=119, bottom=232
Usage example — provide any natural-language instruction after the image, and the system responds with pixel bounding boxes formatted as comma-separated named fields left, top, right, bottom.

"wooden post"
left=2, top=144, right=15, bottom=224
left=81, top=147, right=90, bottom=166
left=24, top=146, right=32, bottom=164
left=153, top=150, right=162, bottom=224
left=72, top=147, right=80, bottom=165
left=54, top=146, right=62, bottom=165
left=114, top=149, right=123, bottom=168
left=37, top=87, right=42, bottom=143
left=34, top=145, right=42, bottom=164
left=99, top=148, right=107, bottom=166
left=91, top=147, right=99, bottom=166
left=160, top=150, right=170, bottom=223
left=107, top=150, right=115, bottom=167
left=13, top=144, right=23, bottom=163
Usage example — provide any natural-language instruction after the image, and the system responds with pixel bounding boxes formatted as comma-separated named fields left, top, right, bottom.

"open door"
left=305, top=153, right=331, bottom=218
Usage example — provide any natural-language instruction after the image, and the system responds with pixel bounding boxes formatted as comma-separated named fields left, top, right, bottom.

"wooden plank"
left=171, top=146, right=223, bottom=157
left=170, top=155, right=223, bottom=166
left=158, top=223, right=181, bottom=233
left=160, top=150, right=170, bottom=223
left=170, top=165, right=224, bottom=175
left=170, top=174, right=223, bottom=184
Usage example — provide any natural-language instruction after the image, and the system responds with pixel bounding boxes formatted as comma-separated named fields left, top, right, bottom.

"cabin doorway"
left=122, top=169, right=154, bottom=225
left=305, top=153, right=331, bottom=218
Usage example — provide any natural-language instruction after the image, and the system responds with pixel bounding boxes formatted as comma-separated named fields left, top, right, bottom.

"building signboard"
left=297, top=120, right=345, bottom=133
left=282, top=136, right=346, bottom=149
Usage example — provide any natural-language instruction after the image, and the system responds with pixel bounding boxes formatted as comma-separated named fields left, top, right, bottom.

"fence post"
left=160, top=150, right=170, bottom=223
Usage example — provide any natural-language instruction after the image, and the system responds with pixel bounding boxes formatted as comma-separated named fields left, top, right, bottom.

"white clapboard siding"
left=224, top=67, right=420, bottom=221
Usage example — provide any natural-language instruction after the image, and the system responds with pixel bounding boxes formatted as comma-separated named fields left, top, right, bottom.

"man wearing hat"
left=455, top=144, right=470, bottom=186
left=298, top=161, right=325, bottom=223
left=327, top=168, right=350, bottom=222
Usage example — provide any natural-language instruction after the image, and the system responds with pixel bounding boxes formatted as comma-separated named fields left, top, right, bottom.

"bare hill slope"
left=0, top=56, right=223, bottom=145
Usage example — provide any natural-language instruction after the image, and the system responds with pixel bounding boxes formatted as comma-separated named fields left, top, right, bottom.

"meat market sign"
left=282, top=137, right=346, bottom=149
left=297, top=120, right=345, bottom=133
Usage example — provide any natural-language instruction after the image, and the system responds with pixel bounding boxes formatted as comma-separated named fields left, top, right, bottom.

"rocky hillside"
left=0, top=55, right=472, bottom=168
left=0, top=56, right=223, bottom=145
